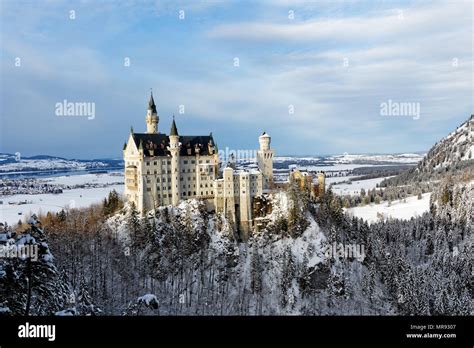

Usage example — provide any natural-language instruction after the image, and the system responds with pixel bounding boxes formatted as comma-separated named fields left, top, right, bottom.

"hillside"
left=0, top=153, right=123, bottom=173
left=419, top=115, right=473, bottom=172
left=381, top=115, right=474, bottom=187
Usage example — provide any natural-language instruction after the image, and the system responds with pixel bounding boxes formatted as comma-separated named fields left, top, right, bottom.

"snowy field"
left=327, top=153, right=423, bottom=164
left=298, top=163, right=396, bottom=172
left=0, top=157, right=108, bottom=173
left=346, top=193, right=431, bottom=224
left=331, top=177, right=393, bottom=195
left=0, top=173, right=124, bottom=225
left=325, top=175, right=359, bottom=185
left=43, top=172, right=123, bottom=186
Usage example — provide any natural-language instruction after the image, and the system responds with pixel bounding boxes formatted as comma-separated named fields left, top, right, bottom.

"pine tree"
left=250, top=242, right=262, bottom=294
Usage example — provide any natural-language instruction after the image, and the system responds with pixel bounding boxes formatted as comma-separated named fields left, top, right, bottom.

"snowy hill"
left=382, top=115, right=474, bottom=187
left=328, top=153, right=423, bottom=165
left=418, top=115, right=473, bottom=172
left=0, top=153, right=123, bottom=173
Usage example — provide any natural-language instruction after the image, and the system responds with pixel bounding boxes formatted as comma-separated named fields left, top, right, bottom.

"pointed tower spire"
left=170, top=115, right=178, bottom=136
left=148, top=89, right=157, bottom=114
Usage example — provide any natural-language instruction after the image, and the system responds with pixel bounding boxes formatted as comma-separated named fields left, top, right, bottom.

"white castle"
left=123, top=93, right=274, bottom=238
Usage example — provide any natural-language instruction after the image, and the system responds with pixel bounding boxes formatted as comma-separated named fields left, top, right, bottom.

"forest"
left=0, top=173, right=471, bottom=316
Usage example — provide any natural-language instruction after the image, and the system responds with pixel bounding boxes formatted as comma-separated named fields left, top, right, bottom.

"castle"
left=123, top=93, right=274, bottom=238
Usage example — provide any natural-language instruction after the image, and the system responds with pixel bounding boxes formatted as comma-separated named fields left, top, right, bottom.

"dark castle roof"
left=131, top=133, right=216, bottom=157
left=148, top=92, right=157, bottom=114
left=170, top=118, right=178, bottom=136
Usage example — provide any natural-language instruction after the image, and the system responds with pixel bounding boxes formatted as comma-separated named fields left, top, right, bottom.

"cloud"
left=207, top=1, right=471, bottom=43
left=0, top=0, right=472, bottom=157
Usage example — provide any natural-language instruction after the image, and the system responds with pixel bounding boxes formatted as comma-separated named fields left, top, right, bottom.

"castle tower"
left=257, top=131, right=274, bottom=189
left=223, top=167, right=236, bottom=226
left=146, top=91, right=159, bottom=134
left=168, top=117, right=181, bottom=205
left=317, top=172, right=326, bottom=197
left=239, top=173, right=251, bottom=240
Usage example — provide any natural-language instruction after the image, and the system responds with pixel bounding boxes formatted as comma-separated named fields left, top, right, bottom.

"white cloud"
left=207, top=1, right=471, bottom=42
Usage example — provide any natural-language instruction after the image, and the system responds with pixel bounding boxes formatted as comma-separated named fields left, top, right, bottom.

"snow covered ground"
left=327, top=153, right=424, bottom=164
left=0, top=158, right=109, bottom=173
left=0, top=173, right=124, bottom=225
left=346, top=193, right=431, bottom=224
left=331, top=177, right=392, bottom=195
left=43, top=172, right=123, bottom=186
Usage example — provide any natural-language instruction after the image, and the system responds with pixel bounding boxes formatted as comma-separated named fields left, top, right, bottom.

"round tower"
left=257, top=131, right=274, bottom=189
left=258, top=132, right=271, bottom=150
left=146, top=91, right=159, bottom=134
left=168, top=117, right=181, bottom=205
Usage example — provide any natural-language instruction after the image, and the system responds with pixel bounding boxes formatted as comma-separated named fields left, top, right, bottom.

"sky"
left=0, top=0, right=472, bottom=159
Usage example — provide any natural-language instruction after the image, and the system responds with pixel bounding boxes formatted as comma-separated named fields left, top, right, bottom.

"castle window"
left=167, top=161, right=171, bottom=165
left=146, top=162, right=150, bottom=166
left=183, top=185, right=186, bottom=189
left=154, top=161, right=157, bottom=165
left=206, top=160, right=210, bottom=163
left=184, top=160, right=188, bottom=164
left=183, top=192, right=186, bottom=196
left=193, top=191, right=196, bottom=195
left=206, top=191, right=208, bottom=195
left=154, top=170, right=157, bottom=174
left=188, top=191, right=191, bottom=196
left=199, top=160, right=202, bottom=164
left=147, top=188, right=151, bottom=192
left=191, top=160, right=195, bottom=164
left=193, top=169, right=195, bottom=173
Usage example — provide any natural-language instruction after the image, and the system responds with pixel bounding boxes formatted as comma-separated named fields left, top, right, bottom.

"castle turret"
left=317, top=172, right=326, bottom=197
left=146, top=91, right=159, bottom=134
left=168, top=117, right=181, bottom=205
left=257, top=131, right=274, bottom=189
left=223, top=167, right=236, bottom=226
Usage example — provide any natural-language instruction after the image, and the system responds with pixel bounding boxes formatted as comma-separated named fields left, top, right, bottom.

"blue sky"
left=0, top=0, right=472, bottom=159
